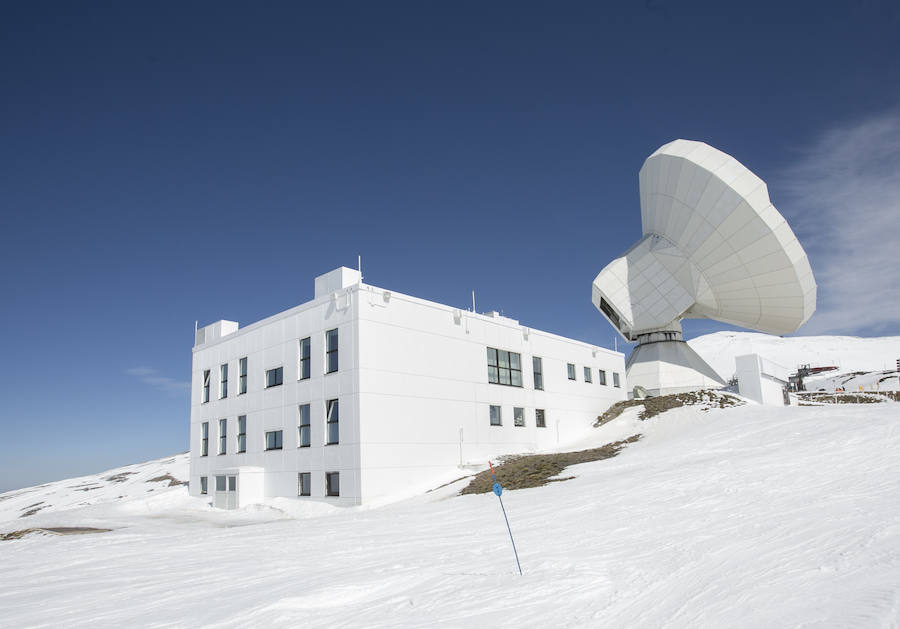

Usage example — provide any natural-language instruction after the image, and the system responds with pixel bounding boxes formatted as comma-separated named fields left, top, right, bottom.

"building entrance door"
left=214, top=474, right=238, bottom=509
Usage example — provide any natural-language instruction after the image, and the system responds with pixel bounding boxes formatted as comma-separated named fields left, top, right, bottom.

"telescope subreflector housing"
left=593, top=139, right=817, bottom=396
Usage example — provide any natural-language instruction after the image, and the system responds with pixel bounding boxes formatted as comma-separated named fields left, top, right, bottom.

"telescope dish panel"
left=592, top=139, right=817, bottom=396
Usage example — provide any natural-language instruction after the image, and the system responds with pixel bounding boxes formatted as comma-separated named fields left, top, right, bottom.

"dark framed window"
left=298, top=472, right=311, bottom=496
left=298, top=404, right=311, bottom=447
left=326, top=399, right=339, bottom=444
left=598, top=369, right=607, bottom=385
left=299, top=337, right=311, bottom=380
left=487, top=348, right=522, bottom=387
left=215, top=475, right=226, bottom=492
left=536, top=409, right=546, bottom=428
left=326, top=471, right=340, bottom=497
left=514, top=407, right=525, bottom=427
left=567, top=363, right=576, bottom=380
left=489, top=405, right=502, bottom=426
left=326, top=329, right=339, bottom=373
left=202, top=370, right=210, bottom=403
left=200, top=476, right=208, bottom=494
left=533, top=356, right=543, bottom=390
left=265, top=430, right=283, bottom=450
left=613, top=372, right=621, bottom=388
left=265, top=367, right=283, bottom=388
left=200, top=422, right=209, bottom=456
left=218, top=418, right=227, bottom=455
left=228, top=476, right=236, bottom=491
left=584, top=367, right=592, bottom=383
left=237, top=415, right=246, bottom=453
left=219, top=364, right=228, bottom=398
left=239, top=357, right=247, bottom=394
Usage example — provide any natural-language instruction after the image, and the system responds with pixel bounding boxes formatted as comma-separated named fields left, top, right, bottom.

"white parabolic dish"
left=593, top=139, right=817, bottom=395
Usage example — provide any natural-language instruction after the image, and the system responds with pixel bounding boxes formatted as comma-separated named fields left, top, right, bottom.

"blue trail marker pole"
left=488, top=461, right=523, bottom=576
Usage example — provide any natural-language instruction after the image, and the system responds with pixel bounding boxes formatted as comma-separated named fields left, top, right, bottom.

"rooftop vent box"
left=314, top=267, right=361, bottom=299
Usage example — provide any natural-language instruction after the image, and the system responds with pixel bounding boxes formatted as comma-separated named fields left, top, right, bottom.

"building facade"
left=189, top=267, right=626, bottom=507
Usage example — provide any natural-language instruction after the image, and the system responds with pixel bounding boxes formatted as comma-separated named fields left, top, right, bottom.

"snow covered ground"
left=3, top=399, right=899, bottom=627
left=690, top=331, right=900, bottom=391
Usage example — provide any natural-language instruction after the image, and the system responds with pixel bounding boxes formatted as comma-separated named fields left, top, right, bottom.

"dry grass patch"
left=460, top=435, right=641, bottom=495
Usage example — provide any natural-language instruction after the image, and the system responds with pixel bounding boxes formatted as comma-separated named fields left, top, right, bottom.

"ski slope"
left=2, top=400, right=899, bottom=628
left=689, top=331, right=900, bottom=389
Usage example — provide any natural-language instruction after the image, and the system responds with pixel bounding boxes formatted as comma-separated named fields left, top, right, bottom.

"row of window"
left=201, top=330, right=339, bottom=403
left=199, top=399, right=340, bottom=456
left=566, top=361, right=620, bottom=387
left=487, top=346, right=620, bottom=389
left=489, top=405, right=547, bottom=428
left=199, top=472, right=340, bottom=497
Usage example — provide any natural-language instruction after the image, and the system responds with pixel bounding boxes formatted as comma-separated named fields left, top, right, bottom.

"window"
left=298, top=404, right=311, bottom=447
left=228, top=476, right=236, bottom=491
left=200, top=476, right=208, bottom=494
left=613, top=372, right=621, bottom=388
left=215, top=475, right=226, bottom=492
left=202, top=370, right=210, bottom=403
left=219, top=364, right=228, bottom=398
left=598, top=369, right=607, bottom=385
left=584, top=367, right=592, bottom=383
left=237, top=415, right=246, bottom=453
left=326, top=471, right=340, bottom=497
left=239, top=357, right=247, bottom=394
left=218, top=418, right=227, bottom=455
left=265, top=430, right=283, bottom=450
left=326, top=399, right=339, bottom=445
left=533, top=356, right=543, bottom=390
left=326, top=329, right=339, bottom=373
left=487, top=348, right=522, bottom=387
left=298, top=472, right=311, bottom=496
left=298, top=337, right=311, bottom=380
left=536, top=409, right=546, bottom=428
left=265, top=367, right=283, bottom=388
left=200, top=422, right=209, bottom=456
left=490, top=405, right=502, bottom=426
left=514, top=407, right=525, bottom=427
left=567, top=363, right=576, bottom=380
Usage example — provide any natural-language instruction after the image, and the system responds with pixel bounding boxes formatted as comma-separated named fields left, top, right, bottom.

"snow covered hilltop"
left=2, top=363, right=900, bottom=626
left=689, top=330, right=900, bottom=391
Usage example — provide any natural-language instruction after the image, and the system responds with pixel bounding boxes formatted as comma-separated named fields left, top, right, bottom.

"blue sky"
left=2, top=1, right=899, bottom=491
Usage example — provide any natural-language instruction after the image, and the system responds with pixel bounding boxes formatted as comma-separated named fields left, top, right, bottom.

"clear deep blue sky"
left=2, top=2, right=899, bottom=491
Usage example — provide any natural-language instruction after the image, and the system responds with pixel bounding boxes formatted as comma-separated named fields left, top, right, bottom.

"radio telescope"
left=593, top=139, right=816, bottom=396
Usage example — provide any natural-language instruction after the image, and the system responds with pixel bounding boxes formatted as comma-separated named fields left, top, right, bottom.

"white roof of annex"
left=196, top=266, right=620, bottom=358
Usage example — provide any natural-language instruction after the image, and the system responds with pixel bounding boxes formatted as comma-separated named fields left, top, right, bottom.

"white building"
left=189, top=267, right=626, bottom=507
left=735, top=353, right=791, bottom=406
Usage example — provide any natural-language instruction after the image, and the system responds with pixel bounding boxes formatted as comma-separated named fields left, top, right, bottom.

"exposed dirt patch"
left=104, top=472, right=135, bottom=483
left=147, top=474, right=187, bottom=487
left=594, top=390, right=744, bottom=427
left=20, top=505, right=46, bottom=518
left=460, top=435, right=641, bottom=495
left=797, top=392, right=894, bottom=404
left=2, top=527, right=112, bottom=541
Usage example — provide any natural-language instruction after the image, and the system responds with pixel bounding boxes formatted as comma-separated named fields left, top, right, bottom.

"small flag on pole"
left=488, top=461, right=523, bottom=576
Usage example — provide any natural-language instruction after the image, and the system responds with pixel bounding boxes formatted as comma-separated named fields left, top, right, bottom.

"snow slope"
left=0, top=454, right=189, bottom=523
left=2, top=401, right=899, bottom=628
left=689, top=331, right=900, bottom=384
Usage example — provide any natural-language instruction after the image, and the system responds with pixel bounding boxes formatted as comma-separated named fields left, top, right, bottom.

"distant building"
left=189, top=267, right=626, bottom=507
left=736, top=353, right=791, bottom=405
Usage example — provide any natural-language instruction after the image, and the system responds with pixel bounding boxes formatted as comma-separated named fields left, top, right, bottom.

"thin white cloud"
left=780, top=108, right=900, bottom=335
left=126, top=367, right=190, bottom=394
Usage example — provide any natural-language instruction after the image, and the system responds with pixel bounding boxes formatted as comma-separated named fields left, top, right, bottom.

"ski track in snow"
left=2, top=401, right=899, bottom=628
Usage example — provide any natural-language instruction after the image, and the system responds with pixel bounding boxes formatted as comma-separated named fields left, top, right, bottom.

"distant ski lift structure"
left=593, top=139, right=817, bottom=397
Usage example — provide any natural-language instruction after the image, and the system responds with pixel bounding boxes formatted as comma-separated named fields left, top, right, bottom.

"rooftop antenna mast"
left=472, top=290, right=476, bottom=313
left=357, top=255, right=363, bottom=282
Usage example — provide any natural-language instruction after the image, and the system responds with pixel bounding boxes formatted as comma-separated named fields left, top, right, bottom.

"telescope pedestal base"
left=625, top=339, right=725, bottom=398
